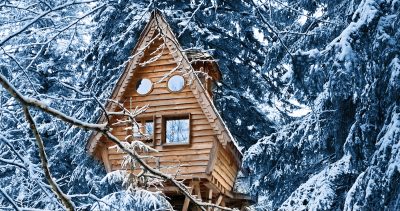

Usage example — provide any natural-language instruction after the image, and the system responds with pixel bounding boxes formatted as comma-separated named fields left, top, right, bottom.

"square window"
left=131, top=117, right=154, bottom=143
left=162, top=114, right=191, bottom=145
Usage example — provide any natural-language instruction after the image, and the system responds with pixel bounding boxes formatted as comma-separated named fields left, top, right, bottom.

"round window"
left=168, top=75, right=185, bottom=92
left=136, top=78, right=153, bottom=95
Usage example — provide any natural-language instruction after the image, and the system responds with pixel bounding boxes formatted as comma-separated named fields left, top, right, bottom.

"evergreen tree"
left=1, top=0, right=399, bottom=210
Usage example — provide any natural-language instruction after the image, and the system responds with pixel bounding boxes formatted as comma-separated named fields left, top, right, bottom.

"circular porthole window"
left=168, top=75, right=185, bottom=92
left=136, top=78, right=153, bottom=95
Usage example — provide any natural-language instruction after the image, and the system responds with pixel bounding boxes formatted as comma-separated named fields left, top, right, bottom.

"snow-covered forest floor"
left=0, top=0, right=399, bottom=210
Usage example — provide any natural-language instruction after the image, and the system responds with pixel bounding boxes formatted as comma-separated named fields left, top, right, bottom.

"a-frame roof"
left=86, top=10, right=241, bottom=157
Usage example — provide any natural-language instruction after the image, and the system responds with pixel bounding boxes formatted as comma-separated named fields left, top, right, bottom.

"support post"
left=207, top=189, right=213, bottom=211
left=182, top=181, right=195, bottom=211
left=194, top=182, right=203, bottom=211
left=215, top=194, right=223, bottom=206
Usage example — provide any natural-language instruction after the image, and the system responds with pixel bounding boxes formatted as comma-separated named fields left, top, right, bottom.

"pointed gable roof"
left=86, top=10, right=241, bottom=158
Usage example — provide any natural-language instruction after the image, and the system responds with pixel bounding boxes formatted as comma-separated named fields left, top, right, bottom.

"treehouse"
left=86, top=10, right=251, bottom=210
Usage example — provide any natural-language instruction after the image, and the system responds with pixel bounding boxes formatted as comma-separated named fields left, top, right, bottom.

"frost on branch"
left=91, top=190, right=172, bottom=211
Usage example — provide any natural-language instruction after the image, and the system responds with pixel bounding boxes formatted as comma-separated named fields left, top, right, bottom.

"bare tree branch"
left=270, top=0, right=336, bottom=25
left=0, top=0, right=99, bottom=47
left=0, top=188, right=21, bottom=211
left=0, top=74, right=107, bottom=131
left=252, top=0, right=293, bottom=58
left=22, top=106, right=76, bottom=211
left=0, top=157, right=26, bottom=169
left=0, top=134, right=66, bottom=209
left=0, top=72, right=236, bottom=211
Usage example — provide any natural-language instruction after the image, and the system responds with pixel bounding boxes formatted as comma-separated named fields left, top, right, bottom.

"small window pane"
left=166, top=118, right=189, bottom=144
left=145, top=121, right=154, bottom=136
left=136, top=78, right=152, bottom=95
left=168, top=75, right=185, bottom=92
left=132, top=122, right=142, bottom=138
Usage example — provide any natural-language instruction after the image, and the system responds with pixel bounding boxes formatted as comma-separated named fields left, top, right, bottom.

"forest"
left=0, top=0, right=399, bottom=210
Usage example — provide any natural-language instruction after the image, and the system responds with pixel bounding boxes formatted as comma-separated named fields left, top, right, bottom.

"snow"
left=252, top=27, right=268, bottom=46
left=289, top=107, right=311, bottom=117
left=2, top=0, right=400, bottom=210
left=389, top=57, right=400, bottom=88
left=300, top=48, right=321, bottom=58
left=101, top=170, right=126, bottom=185
left=246, top=137, right=277, bottom=162
left=375, top=109, right=400, bottom=177
left=91, top=190, right=171, bottom=211
left=313, top=5, right=325, bottom=18
left=281, top=63, right=293, bottom=82
left=343, top=171, right=366, bottom=211
left=343, top=107, right=400, bottom=210
left=280, top=156, right=352, bottom=210
left=326, top=0, right=380, bottom=63
left=287, top=98, right=311, bottom=117
left=297, top=11, right=308, bottom=26
left=257, top=100, right=281, bottom=122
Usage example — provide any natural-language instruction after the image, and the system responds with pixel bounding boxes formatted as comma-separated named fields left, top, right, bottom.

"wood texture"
left=182, top=181, right=195, bottom=211
left=101, top=148, right=111, bottom=173
left=88, top=12, right=248, bottom=207
left=211, top=143, right=239, bottom=191
left=105, top=36, right=216, bottom=180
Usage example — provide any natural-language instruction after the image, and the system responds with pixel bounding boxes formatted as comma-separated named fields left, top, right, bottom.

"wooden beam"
left=226, top=142, right=242, bottom=168
left=203, top=180, right=221, bottom=194
left=194, top=183, right=202, bottom=201
left=206, top=139, right=219, bottom=174
left=148, top=186, right=180, bottom=193
left=182, top=181, right=195, bottom=211
left=207, top=189, right=213, bottom=211
left=221, top=198, right=226, bottom=207
left=194, top=182, right=203, bottom=211
left=215, top=194, right=224, bottom=206
left=101, top=148, right=111, bottom=172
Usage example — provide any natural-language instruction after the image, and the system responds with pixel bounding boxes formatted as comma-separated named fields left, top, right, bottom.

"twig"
left=252, top=0, right=293, bottom=58
left=0, top=3, right=39, bottom=15
left=0, top=0, right=99, bottom=47
left=0, top=47, right=39, bottom=94
left=0, top=188, right=21, bottom=211
left=59, top=81, right=110, bottom=124
left=271, top=0, right=336, bottom=25
left=177, top=0, right=204, bottom=38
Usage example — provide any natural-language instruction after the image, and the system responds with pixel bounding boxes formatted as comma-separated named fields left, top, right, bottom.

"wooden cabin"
left=86, top=10, right=251, bottom=210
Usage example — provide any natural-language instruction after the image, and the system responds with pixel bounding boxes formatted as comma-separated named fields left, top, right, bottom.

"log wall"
left=103, top=36, right=215, bottom=179
left=98, top=33, right=240, bottom=195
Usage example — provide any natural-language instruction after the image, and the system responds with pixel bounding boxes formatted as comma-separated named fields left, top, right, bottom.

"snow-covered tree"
left=243, top=0, right=400, bottom=210
left=1, top=0, right=399, bottom=210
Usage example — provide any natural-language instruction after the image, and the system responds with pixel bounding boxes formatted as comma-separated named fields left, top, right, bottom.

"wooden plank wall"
left=103, top=35, right=216, bottom=179
left=211, top=142, right=239, bottom=192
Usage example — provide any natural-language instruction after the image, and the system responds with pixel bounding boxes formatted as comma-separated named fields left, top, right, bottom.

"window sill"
left=162, top=142, right=191, bottom=147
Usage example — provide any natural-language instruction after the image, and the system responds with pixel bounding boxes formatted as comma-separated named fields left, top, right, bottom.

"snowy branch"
left=0, top=74, right=107, bottom=131
left=0, top=188, right=21, bottom=211
left=23, top=106, right=76, bottom=211
left=0, top=0, right=99, bottom=47
left=0, top=72, right=235, bottom=210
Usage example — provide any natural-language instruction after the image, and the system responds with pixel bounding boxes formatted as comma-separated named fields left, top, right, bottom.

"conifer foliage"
left=0, top=0, right=399, bottom=210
